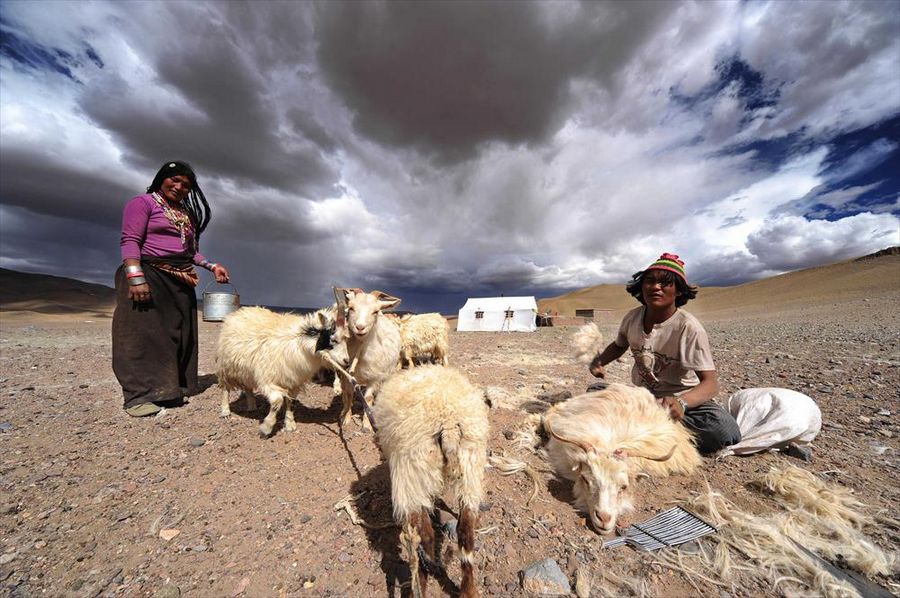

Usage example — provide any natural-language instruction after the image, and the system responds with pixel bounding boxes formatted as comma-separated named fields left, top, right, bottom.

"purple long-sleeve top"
left=120, top=193, right=207, bottom=264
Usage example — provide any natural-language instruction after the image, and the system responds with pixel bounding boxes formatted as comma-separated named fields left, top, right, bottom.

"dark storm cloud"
left=0, top=205, right=120, bottom=284
left=0, top=147, right=133, bottom=226
left=314, top=1, right=677, bottom=161
left=77, top=5, right=337, bottom=197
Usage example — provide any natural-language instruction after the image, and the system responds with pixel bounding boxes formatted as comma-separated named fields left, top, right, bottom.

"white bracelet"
left=678, top=398, right=688, bottom=413
left=124, top=264, right=142, bottom=274
left=127, top=276, right=147, bottom=286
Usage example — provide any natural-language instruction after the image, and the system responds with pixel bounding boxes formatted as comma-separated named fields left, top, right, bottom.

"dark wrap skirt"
left=112, top=255, right=198, bottom=409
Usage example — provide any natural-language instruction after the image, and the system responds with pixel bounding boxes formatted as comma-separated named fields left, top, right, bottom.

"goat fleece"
left=374, top=365, right=489, bottom=598
left=337, top=289, right=402, bottom=430
left=543, top=384, right=701, bottom=533
left=398, top=312, right=450, bottom=367
left=216, top=306, right=338, bottom=437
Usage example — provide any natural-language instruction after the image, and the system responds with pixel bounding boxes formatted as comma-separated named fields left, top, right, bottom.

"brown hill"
left=0, top=268, right=115, bottom=317
left=538, top=248, right=900, bottom=322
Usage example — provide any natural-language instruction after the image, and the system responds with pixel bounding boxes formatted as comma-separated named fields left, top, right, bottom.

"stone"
left=189, top=437, right=206, bottom=448
left=536, top=390, right=572, bottom=405
left=574, top=565, right=593, bottom=598
left=0, top=553, right=16, bottom=565
left=678, top=540, right=701, bottom=554
left=784, top=443, right=812, bottom=462
left=154, top=583, right=181, bottom=598
left=159, top=529, right=181, bottom=541
left=520, top=558, right=571, bottom=595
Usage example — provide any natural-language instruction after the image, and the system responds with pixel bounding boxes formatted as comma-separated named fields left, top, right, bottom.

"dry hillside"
left=539, top=248, right=900, bottom=322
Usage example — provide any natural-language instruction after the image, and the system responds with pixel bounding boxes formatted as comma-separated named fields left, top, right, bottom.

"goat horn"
left=543, top=415, right=595, bottom=454
left=625, top=445, right=677, bottom=462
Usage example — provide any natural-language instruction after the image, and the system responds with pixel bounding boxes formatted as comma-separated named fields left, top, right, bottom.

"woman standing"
left=112, top=161, right=230, bottom=417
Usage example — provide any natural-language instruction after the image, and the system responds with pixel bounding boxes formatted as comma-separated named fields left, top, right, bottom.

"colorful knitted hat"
left=646, top=253, right=687, bottom=283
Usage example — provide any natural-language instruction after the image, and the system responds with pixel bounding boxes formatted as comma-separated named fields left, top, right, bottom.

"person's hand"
left=128, top=282, right=151, bottom=303
left=212, top=264, right=230, bottom=283
left=658, top=396, right=685, bottom=421
left=589, top=355, right=607, bottom=378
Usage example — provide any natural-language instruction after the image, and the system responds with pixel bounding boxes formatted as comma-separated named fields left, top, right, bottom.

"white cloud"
left=746, top=212, right=899, bottom=271
left=0, top=1, right=897, bottom=311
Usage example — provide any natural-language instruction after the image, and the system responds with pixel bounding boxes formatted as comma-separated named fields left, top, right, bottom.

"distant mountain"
left=538, top=247, right=900, bottom=319
left=0, top=268, right=116, bottom=316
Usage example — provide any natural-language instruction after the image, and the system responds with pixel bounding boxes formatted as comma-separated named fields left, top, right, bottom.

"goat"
left=542, top=384, right=701, bottom=533
left=336, top=288, right=402, bottom=430
left=373, top=365, right=489, bottom=598
left=216, top=306, right=339, bottom=437
left=398, top=313, right=450, bottom=367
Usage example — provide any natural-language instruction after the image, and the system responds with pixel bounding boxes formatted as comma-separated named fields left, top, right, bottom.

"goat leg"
left=219, top=388, right=231, bottom=418
left=402, top=516, right=425, bottom=598
left=458, top=504, right=479, bottom=598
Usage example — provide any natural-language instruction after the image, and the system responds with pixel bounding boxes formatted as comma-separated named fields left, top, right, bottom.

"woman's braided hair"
left=147, top=161, right=211, bottom=240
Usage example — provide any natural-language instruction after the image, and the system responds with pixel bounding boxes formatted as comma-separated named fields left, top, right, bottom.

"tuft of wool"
left=572, top=323, right=604, bottom=364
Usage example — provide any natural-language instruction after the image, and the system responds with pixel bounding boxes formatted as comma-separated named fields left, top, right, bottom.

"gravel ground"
left=0, top=294, right=897, bottom=597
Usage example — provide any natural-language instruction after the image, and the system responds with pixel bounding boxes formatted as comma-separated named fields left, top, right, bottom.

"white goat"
left=374, top=365, right=489, bottom=598
left=542, top=384, right=701, bottom=533
left=398, top=313, right=450, bottom=367
left=216, top=306, right=339, bottom=437
left=336, top=289, right=402, bottom=430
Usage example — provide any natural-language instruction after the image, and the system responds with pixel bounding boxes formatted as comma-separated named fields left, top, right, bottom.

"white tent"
left=456, top=296, right=537, bottom=332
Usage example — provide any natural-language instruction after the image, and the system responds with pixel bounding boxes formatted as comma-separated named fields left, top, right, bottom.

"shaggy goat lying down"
left=542, top=384, right=701, bottom=533
left=374, top=365, right=489, bottom=598
left=216, top=306, right=338, bottom=437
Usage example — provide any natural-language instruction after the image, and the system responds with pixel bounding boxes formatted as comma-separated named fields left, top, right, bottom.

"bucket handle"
left=202, top=280, right=238, bottom=295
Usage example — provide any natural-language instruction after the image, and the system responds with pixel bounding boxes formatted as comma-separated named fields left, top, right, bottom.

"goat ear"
left=372, top=291, right=401, bottom=310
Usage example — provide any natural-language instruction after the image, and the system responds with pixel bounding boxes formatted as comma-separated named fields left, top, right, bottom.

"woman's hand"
left=212, top=264, right=230, bottom=283
left=128, top=282, right=151, bottom=303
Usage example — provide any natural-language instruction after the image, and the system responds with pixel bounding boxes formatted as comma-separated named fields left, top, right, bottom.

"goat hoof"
left=284, top=422, right=297, bottom=433
left=258, top=425, right=273, bottom=438
left=219, top=410, right=231, bottom=418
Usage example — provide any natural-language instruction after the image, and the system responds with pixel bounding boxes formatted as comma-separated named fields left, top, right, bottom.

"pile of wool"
left=654, top=465, right=897, bottom=597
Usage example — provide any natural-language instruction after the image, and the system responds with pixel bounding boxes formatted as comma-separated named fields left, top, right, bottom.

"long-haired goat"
left=336, top=288, right=402, bottom=430
left=374, top=365, right=489, bottom=598
left=542, top=384, right=701, bottom=533
left=216, top=306, right=339, bottom=437
left=398, top=312, right=450, bottom=367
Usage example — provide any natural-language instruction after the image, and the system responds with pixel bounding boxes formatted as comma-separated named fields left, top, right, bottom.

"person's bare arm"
left=589, top=342, right=628, bottom=378
left=659, top=370, right=719, bottom=420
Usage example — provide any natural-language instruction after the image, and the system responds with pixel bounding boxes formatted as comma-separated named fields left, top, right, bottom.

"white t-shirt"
left=615, top=306, right=715, bottom=398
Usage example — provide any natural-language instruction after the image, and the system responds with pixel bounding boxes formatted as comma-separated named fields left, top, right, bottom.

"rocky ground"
left=0, top=294, right=898, bottom=597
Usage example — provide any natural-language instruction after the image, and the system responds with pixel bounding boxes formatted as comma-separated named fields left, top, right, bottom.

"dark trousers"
left=682, top=401, right=742, bottom=454
left=112, top=265, right=198, bottom=409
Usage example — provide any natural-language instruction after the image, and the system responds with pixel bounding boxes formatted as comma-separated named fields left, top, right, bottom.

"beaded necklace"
left=151, top=191, right=195, bottom=251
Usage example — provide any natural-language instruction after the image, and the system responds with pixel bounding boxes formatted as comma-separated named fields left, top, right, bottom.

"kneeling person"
left=589, top=253, right=740, bottom=454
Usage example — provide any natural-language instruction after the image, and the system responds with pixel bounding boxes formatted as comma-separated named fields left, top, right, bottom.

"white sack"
left=719, top=388, right=822, bottom=456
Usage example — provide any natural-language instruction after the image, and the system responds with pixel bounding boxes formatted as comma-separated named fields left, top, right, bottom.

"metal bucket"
left=202, top=282, right=240, bottom=322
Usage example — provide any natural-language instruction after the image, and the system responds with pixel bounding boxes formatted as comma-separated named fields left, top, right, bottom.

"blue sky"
left=1, top=1, right=897, bottom=313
